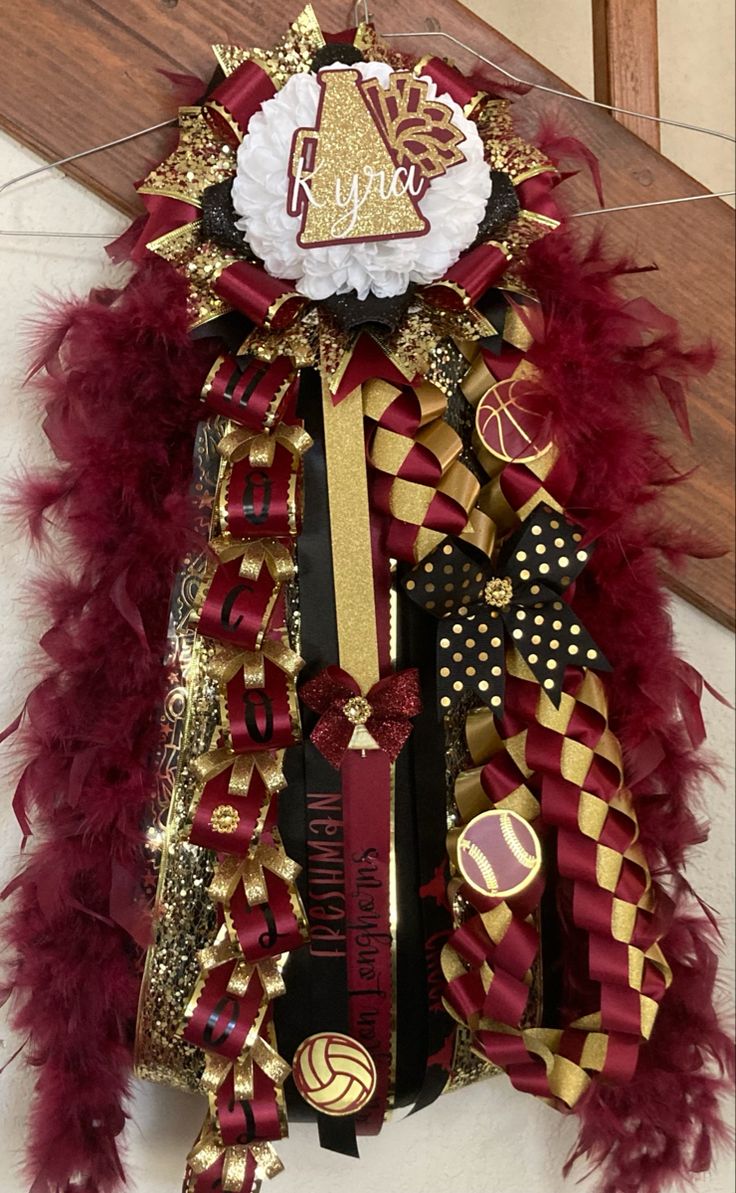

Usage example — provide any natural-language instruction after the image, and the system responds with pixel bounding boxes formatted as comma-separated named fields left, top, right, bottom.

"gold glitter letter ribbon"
left=320, top=375, right=380, bottom=692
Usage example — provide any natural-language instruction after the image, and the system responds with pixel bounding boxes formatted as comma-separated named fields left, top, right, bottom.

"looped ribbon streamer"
left=188, top=1128, right=283, bottom=1193
left=300, top=665, right=423, bottom=770
left=215, top=422, right=308, bottom=543
left=441, top=742, right=543, bottom=1034
left=403, top=503, right=609, bottom=714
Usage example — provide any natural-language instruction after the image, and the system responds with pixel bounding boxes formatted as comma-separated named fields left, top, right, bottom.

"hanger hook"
left=0, top=119, right=176, bottom=201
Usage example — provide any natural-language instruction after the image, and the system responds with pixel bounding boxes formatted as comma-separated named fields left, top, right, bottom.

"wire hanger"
left=0, top=2, right=734, bottom=241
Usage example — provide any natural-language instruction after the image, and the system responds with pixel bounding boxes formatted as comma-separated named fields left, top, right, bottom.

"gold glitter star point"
left=212, top=4, right=325, bottom=87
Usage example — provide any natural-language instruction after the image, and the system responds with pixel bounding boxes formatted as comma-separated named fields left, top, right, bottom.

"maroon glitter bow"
left=299, top=665, right=423, bottom=769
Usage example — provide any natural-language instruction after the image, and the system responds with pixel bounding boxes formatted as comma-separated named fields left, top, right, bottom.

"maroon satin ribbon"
left=198, top=559, right=277, bottom=651
left=416, top=56, right=481, bottom=112
left=228, top=869, right=305, bottom=962
left=226, top=659, right=298, bottom=753
left=130, top=194, right=200, bottom=262
left=214, top=261, right=306, bottom=331
left=331, top=333, right=418, bottom=404
left=222, top=446, right=301, bottom=540
left=340, top=748, right=394, bottom=1134
left=300, top=665, right=421, bottom=1132
left=190, top=765, right=271, bottom=854
left=217, top=1063, right=282, bottom=1146
left=205, top=59, right=277, bottom=139
left=184, top=960, right=266, bottom=1060
left=423, top=242, right=511, bottom=312
left=204, top=355, right=297, bottom=431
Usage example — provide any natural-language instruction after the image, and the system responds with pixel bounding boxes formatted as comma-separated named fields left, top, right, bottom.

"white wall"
left=0, top=9, right=733, bottom=1189
left=462, top=0, right=736, bottom=201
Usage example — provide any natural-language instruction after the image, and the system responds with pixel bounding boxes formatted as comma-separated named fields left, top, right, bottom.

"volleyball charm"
left=292, top=1032, right=377, bottom=1116
left=457, top=809, right=542, bottom=899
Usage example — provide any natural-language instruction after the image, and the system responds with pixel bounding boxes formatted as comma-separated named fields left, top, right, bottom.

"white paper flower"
left=231, top=61, right=492, bottom=301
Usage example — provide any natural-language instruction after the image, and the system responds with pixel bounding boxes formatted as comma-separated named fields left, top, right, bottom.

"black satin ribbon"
left=395, top=569, right=457, bottom=1114
left=275, top=368, right=359, bottom=1157
left=402, top=504, right=610, bottom=715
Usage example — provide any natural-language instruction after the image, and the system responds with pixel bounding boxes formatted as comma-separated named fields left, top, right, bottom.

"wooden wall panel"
left=592, top=0, right=661, bottom=148
left=0, top=0, right=732, bottom=625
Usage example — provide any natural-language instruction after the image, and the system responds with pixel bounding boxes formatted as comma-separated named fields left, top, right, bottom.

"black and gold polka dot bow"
left=401, top=504, right=610, bottom=715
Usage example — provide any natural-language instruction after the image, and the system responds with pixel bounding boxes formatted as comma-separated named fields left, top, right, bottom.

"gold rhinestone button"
left=483, top=575, right=513, bottom=610
left=343, top=695, right=372, bottom=725
left=209, top=804, right=240, bottom=834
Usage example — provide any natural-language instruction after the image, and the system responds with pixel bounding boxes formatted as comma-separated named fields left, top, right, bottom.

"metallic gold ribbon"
left=192, top=747, right=287, bottom=798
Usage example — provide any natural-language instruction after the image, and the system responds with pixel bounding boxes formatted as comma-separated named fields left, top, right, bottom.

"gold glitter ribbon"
left=209, top=536, right=296, bottom=583
left=211, top=844, right=302, bottom=907
left=218, top=422, right=313, bottom=467
left=320, top=368, right=380, bottom=693
left=206, top=640, right=303, bottom=688
left=192, top=747, right=287, bottom=798
left=188, top=1130, right=285, bottom=1192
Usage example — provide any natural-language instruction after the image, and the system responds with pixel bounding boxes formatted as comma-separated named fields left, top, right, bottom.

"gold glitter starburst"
left=148, top=220, right=241, bottom=327
left=212, top=5, right=325, bottom=87
left=138, top=109, right=237, bottom=207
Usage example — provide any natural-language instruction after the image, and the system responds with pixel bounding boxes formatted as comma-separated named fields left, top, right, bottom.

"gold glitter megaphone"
left=287, top=68, right=430, bottom=248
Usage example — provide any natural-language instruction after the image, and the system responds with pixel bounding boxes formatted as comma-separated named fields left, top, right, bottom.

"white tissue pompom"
left=231, top=61, right=491, bottom=301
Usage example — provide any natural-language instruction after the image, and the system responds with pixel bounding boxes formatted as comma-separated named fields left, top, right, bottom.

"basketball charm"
left=475, top=377, right=552, bottom=465
left=457, top=809, right=542, bottom=899
left=292, top=1032, right=377, bottom=1116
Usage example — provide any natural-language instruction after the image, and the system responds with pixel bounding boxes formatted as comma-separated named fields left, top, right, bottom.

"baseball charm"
left=292, top=1032, right=377, bottom=1116
left=457, top=809, right=542, bottom=899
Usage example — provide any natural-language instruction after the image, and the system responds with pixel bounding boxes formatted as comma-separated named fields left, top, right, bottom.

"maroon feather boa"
left=1, top=232, right=731, bottom=1193
left=1, top=260, right=216, bottom=1193
left=519, top=229, right=733, bottom=1191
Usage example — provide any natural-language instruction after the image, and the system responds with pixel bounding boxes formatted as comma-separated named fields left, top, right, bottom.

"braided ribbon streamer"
left=441, top=744, right=542, bottom=1036
left=363, top=377, right=494, bottom=563
left=444, top=655, right=672, bottom=1109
